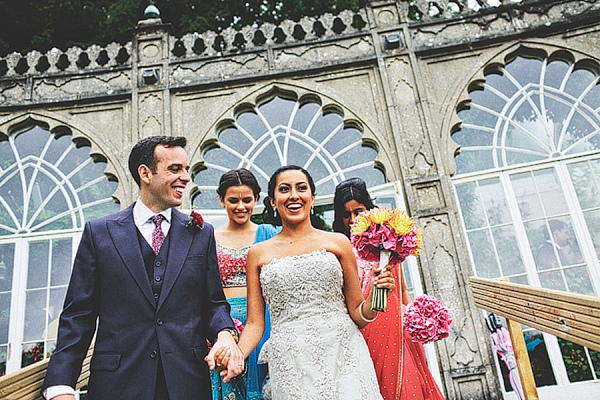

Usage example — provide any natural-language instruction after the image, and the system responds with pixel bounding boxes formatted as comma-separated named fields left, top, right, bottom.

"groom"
left=42, top=136, right=243, bottom=399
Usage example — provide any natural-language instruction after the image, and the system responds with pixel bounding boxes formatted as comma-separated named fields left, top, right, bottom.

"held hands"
left=204, top=330, right=245, bottom=382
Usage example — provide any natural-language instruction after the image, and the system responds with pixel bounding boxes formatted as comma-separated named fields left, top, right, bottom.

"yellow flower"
left=415, top=228, right=423, bottom=256
left=370, top=207, right=391, bottom=225
left=351, top=213, right=371, bottom=235
left=389, top=209, right=413, bottom=235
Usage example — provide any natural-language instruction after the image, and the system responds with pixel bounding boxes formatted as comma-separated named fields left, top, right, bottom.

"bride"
left=217, top=165, right=395, bottom=399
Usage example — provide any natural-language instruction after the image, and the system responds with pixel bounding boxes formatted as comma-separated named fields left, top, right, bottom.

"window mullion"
left=556, top=161, right=600, bottom=294
left=7, top=239, right=27, bottom=373
left=500, top=172, right=541, bottom=286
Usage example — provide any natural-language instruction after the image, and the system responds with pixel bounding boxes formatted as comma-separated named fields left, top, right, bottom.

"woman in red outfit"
left=333, top=178, right=446, bottom=400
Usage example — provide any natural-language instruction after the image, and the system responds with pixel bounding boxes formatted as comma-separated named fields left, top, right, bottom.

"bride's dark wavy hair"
left=263, top=165, right=316, bottom=226
left=332, top=178, right=375, bottom=238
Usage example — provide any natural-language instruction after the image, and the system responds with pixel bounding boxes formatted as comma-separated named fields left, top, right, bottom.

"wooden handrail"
left=0, top=343, right=94, bottom=399
left=469, top=276, right=600, bottom=351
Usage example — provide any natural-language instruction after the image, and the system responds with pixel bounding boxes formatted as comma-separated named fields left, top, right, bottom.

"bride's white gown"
left=259, top=249, right=382, bottom=399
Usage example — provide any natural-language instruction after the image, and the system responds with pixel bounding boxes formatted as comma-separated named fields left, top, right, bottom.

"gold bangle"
left=358, top=300, right=377, bottom=323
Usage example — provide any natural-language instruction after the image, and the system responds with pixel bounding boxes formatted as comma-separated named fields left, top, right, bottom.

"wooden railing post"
left=505, top=318, right=539, bottom=400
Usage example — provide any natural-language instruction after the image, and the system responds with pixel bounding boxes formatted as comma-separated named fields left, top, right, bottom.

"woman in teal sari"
left=210, top=168, right=278, bottom=400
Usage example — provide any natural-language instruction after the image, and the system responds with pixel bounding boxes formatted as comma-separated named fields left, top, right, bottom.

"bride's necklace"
left=279, top=232, right=316, bottom=245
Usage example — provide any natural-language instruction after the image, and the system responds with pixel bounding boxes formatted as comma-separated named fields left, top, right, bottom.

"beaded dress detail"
left=258, top=249, right=382, bottom=400
left=217, top=243, right=250, bottom=288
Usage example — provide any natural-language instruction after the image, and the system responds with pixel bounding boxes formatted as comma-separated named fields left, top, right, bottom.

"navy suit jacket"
left=42, top=204, right=233, bottom=399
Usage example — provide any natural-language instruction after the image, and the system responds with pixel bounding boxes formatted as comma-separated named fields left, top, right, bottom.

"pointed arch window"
left=452, top=53, right=600, bottom=394
left=454, top=54, right=600, bottom=175
left=0, top=125, right=118, bottom=374
left=192, top=95, right=385, bottom=210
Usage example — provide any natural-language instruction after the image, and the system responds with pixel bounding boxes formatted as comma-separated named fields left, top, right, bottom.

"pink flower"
left=405, top=295, right=452, bottom=344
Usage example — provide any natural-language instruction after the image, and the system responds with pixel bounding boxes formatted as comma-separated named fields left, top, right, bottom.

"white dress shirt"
left=45, top=200, right=172, bottom=399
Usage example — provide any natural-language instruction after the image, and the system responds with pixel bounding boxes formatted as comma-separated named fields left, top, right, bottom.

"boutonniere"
left=186, top=210, right=204, bottom=230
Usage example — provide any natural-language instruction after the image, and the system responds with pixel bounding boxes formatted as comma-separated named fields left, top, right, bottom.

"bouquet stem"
left=371, top=249, right=390, bottom=312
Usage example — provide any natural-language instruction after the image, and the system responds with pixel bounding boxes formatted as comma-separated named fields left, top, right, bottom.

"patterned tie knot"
left=151, top=214, right=165, bottom=226
left=150, top=214, right=166, bottom=255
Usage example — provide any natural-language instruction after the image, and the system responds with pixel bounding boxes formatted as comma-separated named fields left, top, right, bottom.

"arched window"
left=0, top=126, right=119, bottom=374
left=452, top=53, right=600, bottom=396
left=192, top=95, right=385, bottom=212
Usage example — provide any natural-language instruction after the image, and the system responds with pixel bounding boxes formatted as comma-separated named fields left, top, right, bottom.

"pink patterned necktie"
left=150, top=214, right=166, bottom=255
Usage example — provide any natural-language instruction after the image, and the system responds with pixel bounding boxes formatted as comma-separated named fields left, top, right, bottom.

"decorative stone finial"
left=144, top=4, right=160, bottom=19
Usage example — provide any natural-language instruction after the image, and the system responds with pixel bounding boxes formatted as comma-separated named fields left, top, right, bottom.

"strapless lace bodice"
left=258, top=249, right=382, bottom=400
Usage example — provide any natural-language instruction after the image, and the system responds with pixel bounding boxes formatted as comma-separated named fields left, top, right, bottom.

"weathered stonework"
left=1, top=1, right=599, bottom=397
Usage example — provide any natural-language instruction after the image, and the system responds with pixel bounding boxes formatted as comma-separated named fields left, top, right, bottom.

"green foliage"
left=557, top=339, right=596, bottom=382
left=0, top=0, right=360, bottom=56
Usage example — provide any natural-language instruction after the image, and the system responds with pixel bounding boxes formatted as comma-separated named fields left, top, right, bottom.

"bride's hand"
left=371, top=263, right=396, bottom=292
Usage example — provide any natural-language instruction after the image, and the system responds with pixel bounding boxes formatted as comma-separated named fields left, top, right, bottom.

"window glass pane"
left=479, top=178, right=511, bottom=225
left=0, top=293, right=10, bottom=344
left=291, top=103, right=320, bottom=133
left=258, top=97, right=295, bottom=129
left=492, top=226, right=525, bottom=276
left=28, top=241, right=49, bottom=289
left=564, top=69, right=596, bottom=98
left=47, top=288, right=67, bottom=340
left=14, top=127, right=48, bottom=159
left=0, top=344, right=6, bottom=376
left=564, top=112, right=596, bottom=153
left=511, top=172, right=544, bottom=220
left=236, top=112, right=268, bottom=140
left=323, top=128, right=362, bottom=156
left=564, top=266, right=595, bottom=295
left=219, top=127, right=253, bottom=155
left=455, top=182, right=486, bottom=230
left=467, top=230, right=500, bottom=278
left=523, top=328, right=557, bottom=387
left=486, top=72, right=519, bottom=98
left=308, top=113, right=342, bottom=144
left=533, top=169, right=568, bottom=215
left=24, top=289, right=46, bottom=342
left=581, top=209, right=600, bottom=259
left=538, top=270, right=566, bottom=291
left=51, top=239, right=72, bottom=287
left=455, top=149, right=494, bottom=175
left=21, top=341, right=45, bottom=368
left=0, top=244, right=15, bottom=292
left=544, top=60, right=570, bottom=90
left=558, top=338, right=594, bottom=382
left=451, top=127, right=493, bottom=148
left=505, top=57, right=541, bottom=88
left=569, top=160, right=600, bottom=210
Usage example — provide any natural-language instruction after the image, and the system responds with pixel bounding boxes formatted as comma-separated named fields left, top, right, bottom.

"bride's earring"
left=311, top=205, right=315, bottom=215
left=273, top=208, right=277, bottom=218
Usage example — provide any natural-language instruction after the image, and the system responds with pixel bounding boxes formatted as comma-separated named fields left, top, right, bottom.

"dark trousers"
left=154, top=357, right=169, bottom=400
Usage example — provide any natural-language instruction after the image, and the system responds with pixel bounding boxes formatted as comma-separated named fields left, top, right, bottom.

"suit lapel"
left=107, top=205, right=155, bottom=307
left=157, top=209, right=193, bottom=311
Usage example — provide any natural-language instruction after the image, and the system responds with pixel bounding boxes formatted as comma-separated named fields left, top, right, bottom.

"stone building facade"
left=1, top=0, right=599, bottom=398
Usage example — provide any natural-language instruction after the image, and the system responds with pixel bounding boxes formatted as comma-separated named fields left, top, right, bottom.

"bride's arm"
left=237, top=246, right=266, bottom=358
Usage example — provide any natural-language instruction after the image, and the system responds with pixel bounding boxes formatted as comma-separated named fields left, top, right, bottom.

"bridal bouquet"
left=351, top=207, right=422, bottom=311
left=404, top=294, right=452, bottom=344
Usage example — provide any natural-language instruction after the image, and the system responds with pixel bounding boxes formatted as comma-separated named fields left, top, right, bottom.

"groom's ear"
left=139, top=164, right=152, bottom=185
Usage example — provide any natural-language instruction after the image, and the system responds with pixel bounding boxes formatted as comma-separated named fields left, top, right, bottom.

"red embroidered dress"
left=356, top=250, right=445, bottom=400
left=217, top=243, right=251, bottom=288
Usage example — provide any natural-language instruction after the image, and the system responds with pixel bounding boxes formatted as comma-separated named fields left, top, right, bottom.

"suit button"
left=154, top=293, right=159, bottom=299
left=157, top=318, right=163, bottom=326
left=155, top=276, right=161, bottom=282
left=155, top=261, right=162, bottom=267
left=150, top=351, right=157, bottom=359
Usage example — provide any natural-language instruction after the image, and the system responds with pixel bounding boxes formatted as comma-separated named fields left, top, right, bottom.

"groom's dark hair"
left=128, top=136, right=187, bottom=187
